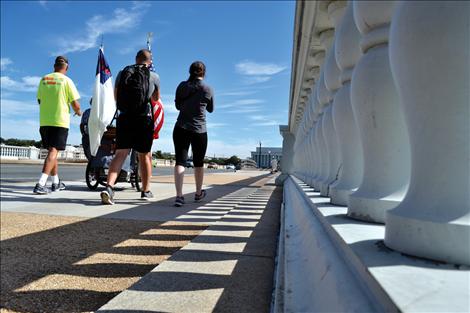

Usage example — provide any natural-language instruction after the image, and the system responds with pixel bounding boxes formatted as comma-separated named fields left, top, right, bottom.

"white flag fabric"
left=88, top=48, right=116, bottom=156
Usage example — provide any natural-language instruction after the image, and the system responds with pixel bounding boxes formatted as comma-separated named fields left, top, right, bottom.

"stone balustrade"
left=0, top=144, right=87, bottom=161
left=282, top=0, right=469, bottom=266
left=0, top=144, right=40, bottom=160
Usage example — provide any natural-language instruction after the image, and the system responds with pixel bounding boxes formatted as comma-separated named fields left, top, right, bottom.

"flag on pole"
left=147, top=33, right=165, bottom=139
left=88, top=47, right=116, bottom=156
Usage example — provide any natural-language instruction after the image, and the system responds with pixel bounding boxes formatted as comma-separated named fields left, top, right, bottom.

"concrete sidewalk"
left=0, top=170, right=281, bottom=313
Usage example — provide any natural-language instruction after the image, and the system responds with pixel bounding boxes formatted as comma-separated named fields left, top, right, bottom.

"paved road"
left=0, top=163, right=228, bottom=182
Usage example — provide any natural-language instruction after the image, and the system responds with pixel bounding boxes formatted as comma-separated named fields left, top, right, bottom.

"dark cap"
left=54, top=56, right=69, bottom=66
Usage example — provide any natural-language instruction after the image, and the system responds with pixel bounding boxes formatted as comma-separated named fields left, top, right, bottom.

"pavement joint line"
left=177, top=248, right=275, bottom=260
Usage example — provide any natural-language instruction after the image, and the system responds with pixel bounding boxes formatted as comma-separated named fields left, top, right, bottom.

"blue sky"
left=0, top=1, right=294, bottom=158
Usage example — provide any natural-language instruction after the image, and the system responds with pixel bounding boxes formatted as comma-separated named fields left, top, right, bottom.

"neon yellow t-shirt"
left=37, top=72, right=80, bottom=128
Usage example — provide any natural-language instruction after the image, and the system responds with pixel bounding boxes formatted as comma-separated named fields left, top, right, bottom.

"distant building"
left=250, top=147, right=282, bottom=168
left=241, top=158, right=257, bottom=168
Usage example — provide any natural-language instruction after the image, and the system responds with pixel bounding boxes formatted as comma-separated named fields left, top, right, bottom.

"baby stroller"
left=80, top=109, right=141, bottom=191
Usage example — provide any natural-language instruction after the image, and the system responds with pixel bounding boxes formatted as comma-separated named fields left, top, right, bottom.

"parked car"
left=208, top=162, right=218, bottom=169
left=226, top=164, right=236, bottom=171
left=185, top=160, right=194, bottom=168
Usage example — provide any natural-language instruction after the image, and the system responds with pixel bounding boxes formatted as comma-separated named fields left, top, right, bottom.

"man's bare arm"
left=71, top=100, right=82, bottom=116
left=151, top=88, right=160, bottom=102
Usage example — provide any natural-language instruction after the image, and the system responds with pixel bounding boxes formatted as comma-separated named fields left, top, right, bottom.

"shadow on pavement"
left=103, top=184, right=283, bottom=313
left=0, top=174, right=273, bottom=313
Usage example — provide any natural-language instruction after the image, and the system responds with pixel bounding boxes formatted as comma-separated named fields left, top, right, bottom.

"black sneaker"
left=100, top=185, right=115, bottom=205
left=51, top=181, right=66, bottom=192
left=141, top=190, right=154, bottom=200
left=194, top=190, right=207, bottom=202
left=33, top=183, right=50, bottom=195
left=174, top=196, right=185, bottom=207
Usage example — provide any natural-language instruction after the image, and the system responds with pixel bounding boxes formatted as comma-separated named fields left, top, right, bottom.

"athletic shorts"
left=40, top=126, right=69, bottom=150
left=116, top=115, right=154, bottom=153
left=173, top=126, right=208, bottom=167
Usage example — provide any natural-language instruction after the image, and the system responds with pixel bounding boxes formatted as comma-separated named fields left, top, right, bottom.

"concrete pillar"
left=309, top=54, right=325, bottom=190
left=312, top=29, right=335, bottom=192
left=318, top=2, right=347, bottom=196
left=347, top=1, right=411, bottom=223
left=385, top=1, right=470, bottom=265
left=304, top=92, right=316, bottom=185
left=312, top=120, right=324, bottom=191
left=277, top=125, right=296, bottom=185
left=321, top=41, right=343, bottom=197
left=329, top=1, right=363, bottom=205
left=314, top=70, right=332, bottom=192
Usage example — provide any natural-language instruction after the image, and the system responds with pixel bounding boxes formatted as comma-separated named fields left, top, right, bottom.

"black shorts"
left=173, top=126, right=208, bottom=167
left=40, top=126, right=69, bottom=150
left=116, top=115, right=154, bottom=153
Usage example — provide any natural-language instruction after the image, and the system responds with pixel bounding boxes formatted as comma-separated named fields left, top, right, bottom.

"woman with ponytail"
left=173, top=61, right=214, bottom=207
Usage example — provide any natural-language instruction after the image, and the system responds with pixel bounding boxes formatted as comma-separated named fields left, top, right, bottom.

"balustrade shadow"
left=0, top=173, right=272, bottom=313
left=117, top=185, right=283, bottom=313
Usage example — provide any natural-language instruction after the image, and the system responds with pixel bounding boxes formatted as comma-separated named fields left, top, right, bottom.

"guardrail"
left=0, top=145, right=40, bottom=160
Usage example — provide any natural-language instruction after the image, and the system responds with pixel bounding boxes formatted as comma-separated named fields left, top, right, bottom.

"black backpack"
left=116, top=65, right=150, bottom=116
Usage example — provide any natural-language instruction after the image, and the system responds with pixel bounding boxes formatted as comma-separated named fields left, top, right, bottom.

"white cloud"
left=236, top=61, right=286, bottom=76
left=0, top=97, right=85, bottom=145
left=218, top=99, right=264, bottom=109
left=207, top=122, right=227, bottom=129
left=1, top=58, right=13, bottom=71
left=226, top=106, right=262, bottom=114
left=1, top=76, right=41, bottom=92
left=53, top=2, right=151, bottom=55
left=257, top=120, right=281, bottom=126
left=235, top=60, right=286, bottom=85
left=206, top=139, right=260, bottom=159
left=248, top=114, right=281, bottom=127
left=0, top=118, right=40, bottom=141
left=243, top=76, right=272, bottom=84
left=249, top=115, right=266, bottom=121
left=218, top=90, right=257, bottom=97
left=0, top=98, right=40, bottom=141
left=0, top=98, right=39, bottom=117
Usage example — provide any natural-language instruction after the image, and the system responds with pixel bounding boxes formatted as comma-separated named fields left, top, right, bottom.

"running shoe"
left=174, top=196, right=185, bottom=207
left=141, top=190, right=154, bottom=200
left=194, top=190, right=207, bottom=202
left=100, top=185, right=115, bottom=205
left=51, top=181, right=66, bottom=192
left=33, top=183, right=50, bottom=195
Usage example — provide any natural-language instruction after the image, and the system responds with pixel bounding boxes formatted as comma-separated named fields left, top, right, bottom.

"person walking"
left=100, top=49, right=160, bottom=205
left=173, top=61, right=214, bottom=207
left=34, top=56, right=81, bottom=194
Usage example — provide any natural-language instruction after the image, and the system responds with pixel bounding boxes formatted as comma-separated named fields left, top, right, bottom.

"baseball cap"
left=54, top=56, right=69, bottom=66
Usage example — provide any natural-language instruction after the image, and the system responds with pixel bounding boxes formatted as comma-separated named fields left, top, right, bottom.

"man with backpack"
left=100, top=49, right=160, bottom=205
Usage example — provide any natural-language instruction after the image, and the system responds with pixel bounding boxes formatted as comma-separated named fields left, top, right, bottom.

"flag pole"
left=147, top=32, right=153, bottom=51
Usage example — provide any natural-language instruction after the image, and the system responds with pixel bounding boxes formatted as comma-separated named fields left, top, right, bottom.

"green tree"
left=2, top=138, right=42, bottom=148
left=226, top=155, right=241, bottom=166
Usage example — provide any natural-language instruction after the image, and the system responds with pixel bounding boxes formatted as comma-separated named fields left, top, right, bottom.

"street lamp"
left=258, top=141, right=262, bottom=169
left=268, top=150, right=271, bottom=169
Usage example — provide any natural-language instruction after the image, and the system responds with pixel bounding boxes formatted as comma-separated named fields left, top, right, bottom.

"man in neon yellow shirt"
left=34, top=56, right=82, bottom=194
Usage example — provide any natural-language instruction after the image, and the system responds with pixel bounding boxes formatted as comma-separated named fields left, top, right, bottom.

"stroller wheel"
left=133, top=169, right=141, bottom=192
left=85, top=163, right=100, bottom=190
left=130, top=151, right=141, bottom=192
